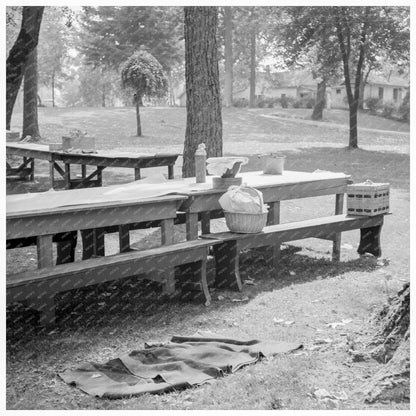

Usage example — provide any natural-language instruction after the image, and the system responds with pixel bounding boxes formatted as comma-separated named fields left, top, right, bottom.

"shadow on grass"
left=6, top=244, right=381, bottom=346
left=241, top=146, right=409, bottom=189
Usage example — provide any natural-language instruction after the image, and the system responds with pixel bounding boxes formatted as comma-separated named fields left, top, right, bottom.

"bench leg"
left=213, top=240, right=242, bottom=291
left=29, top=296, right=56, bottom=327
left=358, top=224, right=383, bottom=257
left=267, top=202, right=281, bottom=273
left=177, top=257, right=211, bottom=305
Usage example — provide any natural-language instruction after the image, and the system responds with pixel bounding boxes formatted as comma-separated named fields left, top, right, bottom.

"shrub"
left=381, top=101, right=396, bottom=118
left=365, top=97, right=383, bottom=114
left=398, top=92, right=410, bottom=122
left=233, top=98, right=249, bottom=108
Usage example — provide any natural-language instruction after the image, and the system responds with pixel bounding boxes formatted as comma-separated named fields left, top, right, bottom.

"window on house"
left=378, top=87, right=384, bottom=100
left=336, top=89, right=342, bottom=94
left=393, top=88, right=399, bottom=102
left=281, top=94, right=286, bottom=98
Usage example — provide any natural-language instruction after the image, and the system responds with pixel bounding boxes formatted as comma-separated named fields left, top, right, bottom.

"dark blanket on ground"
left=59, top=335, right=302, bottom=398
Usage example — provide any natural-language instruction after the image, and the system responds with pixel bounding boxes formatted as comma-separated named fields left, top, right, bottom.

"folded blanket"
left=59, top=335, right=302, bottom=399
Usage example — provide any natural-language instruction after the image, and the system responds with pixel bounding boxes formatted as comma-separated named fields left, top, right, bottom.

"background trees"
left=182, top=6, right=222, bottom=177
left=277, top=6, right=409, bottom=148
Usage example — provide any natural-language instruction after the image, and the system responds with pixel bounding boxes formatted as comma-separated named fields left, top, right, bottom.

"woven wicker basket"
left=347, top=180, right=390, bottom=216
left=224, top=211, right=268, bottom=233
left=223, top=187, right=268, bottom=233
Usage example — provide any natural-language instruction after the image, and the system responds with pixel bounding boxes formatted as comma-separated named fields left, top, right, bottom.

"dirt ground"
left=5, top=106, right=410, bottom=410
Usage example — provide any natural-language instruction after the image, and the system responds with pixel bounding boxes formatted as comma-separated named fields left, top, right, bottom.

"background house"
left=331, top=70, right=409, bottom=109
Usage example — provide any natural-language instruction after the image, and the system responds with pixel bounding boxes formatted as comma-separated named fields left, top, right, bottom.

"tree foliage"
left=276, top=6, right=409, bottom=148
left=120, top=50, right=168, bottom=98
left=78, top=6, right=183, bottom=71
left=120, top=50, right=168, bottom=136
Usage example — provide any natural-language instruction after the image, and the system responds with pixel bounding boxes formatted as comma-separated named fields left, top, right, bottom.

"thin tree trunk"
left=135, top=95, right=142, bottom=136
left=311, top=80, right=326, bottom=120
left=22, top=47, right=40, bottom=139
left=6, top=6, right=44, bottom=130
left=359, top=66, right=371, bottom=110
left=249, top=13, right=256, bottom=108
left=224, top=7, right=233, bottom=108
left=183, top=6, right=222, bottom=177
left=52, top=69, right=55, bottom=108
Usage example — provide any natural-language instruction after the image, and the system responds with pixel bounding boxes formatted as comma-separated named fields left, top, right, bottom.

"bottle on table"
left=195, top=143, right=207, bottom=183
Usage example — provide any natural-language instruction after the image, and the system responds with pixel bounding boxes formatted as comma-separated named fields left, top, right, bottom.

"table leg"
left=81, top=165, right=87, bottom=179
left=333, top=193, right=344, bottom=261
left=81, top=229, right=105, bottom=259
left=186, top=212, right=199, bottom=240
left=29, top=158, right=35, bottom=181
left=49, top=161, right=55, bottom=189
left=55, top=231, right=78, bottom=264
left=168, top=164, right=174, bottom=179
left=118, top=225, right=130, bottom=253
left=37, top=235, right=54, bottom=268
left=267, top=201, right=281, bottom=271
left=161, top=218, right=174, bottom=245
left=201, top=212, right=211, bottom=235
left=134, top=168, right=141, bottom=180
left=64, top=163, right=71, bottom=189
left=97, top=166, right=104, bottom=187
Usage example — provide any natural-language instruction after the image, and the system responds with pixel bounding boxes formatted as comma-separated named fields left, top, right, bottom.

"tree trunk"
left=249, top=15, right=256, bottom=108
left=183, top=7, right=222, bottom=178
left=223, top=7, right=233, bottom=108
left=348, top=101, right=359, bottom=148
left=6, top=6, right=44, bottom=130
left=362, top=283, right=410, bottom=403
left=102, top=87, right=106, bottom=108
left=359, top=67, right=371, bottom=110
left=135, top=95, right=142, bottom=136
left=311, top=80, right=326, bottom=120
left=22, top=47, right=40, bottom=139
left=52, top=69, right=55, bottom=108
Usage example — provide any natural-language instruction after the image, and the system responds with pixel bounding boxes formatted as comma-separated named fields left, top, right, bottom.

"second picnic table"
left=6, top=142, right=180, bottom=188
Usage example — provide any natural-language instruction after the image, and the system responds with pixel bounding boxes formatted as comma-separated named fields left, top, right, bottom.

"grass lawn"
left=6, top=106, right=410, bottom=410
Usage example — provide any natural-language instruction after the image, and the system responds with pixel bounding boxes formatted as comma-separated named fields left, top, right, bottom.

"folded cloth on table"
left=59, top=335, right=302, bottom=398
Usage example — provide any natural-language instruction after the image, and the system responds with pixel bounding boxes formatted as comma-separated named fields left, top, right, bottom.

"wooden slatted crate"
left=347, top=180, right=390, bottom=216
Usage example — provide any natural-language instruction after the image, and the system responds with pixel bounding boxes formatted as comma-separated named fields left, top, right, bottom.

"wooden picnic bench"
left=201, top=214, right=386, bottom=290
left=7, top=239, right=216, bottom=326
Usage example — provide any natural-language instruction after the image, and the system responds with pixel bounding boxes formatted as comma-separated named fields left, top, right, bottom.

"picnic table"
left=6, top=142, right=180, bottom=189
left=9, top=169, right=378, bottom=326
left=7, top=187, right=187, bottom=268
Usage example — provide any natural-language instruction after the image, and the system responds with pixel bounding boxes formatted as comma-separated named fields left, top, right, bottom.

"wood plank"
left=7, top=240, right=217, bottom=287
left=202, top=214, right=385, bottom=242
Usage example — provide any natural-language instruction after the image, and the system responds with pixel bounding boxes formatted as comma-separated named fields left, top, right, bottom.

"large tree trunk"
left=6, top=6, right=44, bottom=130
left=248, top=13, right=256, bottom=108
left=311, top=80, right=326, bottom=121
left=223, top=7, right=233, bottom=108
left=22, top=47, right=40, bottom=139
left=182, top=7, right=222, bottom=178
